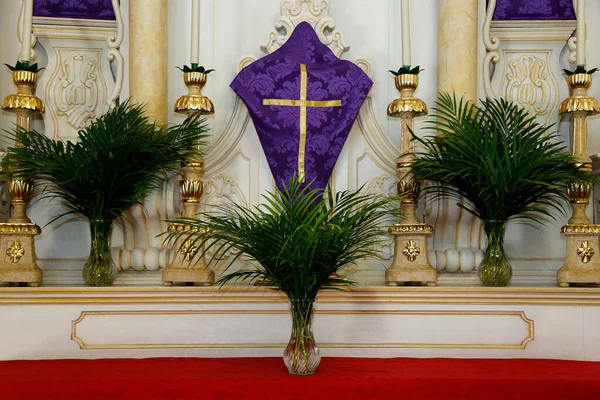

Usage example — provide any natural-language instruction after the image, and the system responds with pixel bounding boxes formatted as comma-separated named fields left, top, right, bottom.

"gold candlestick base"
left=558, top=225, right=600, bottom=287
left=385, top=74, right=437, bottom=286
left=557, top=73, right=600, bottom=287
left=0, top=70, right=44, bottom=286
left=163, top=223, right=214, bottom=286
left=0, top=223, right=42, bottom=286
left=385, top=224, right=437, bottom=286
left=164, top=72, right=215, bottom=286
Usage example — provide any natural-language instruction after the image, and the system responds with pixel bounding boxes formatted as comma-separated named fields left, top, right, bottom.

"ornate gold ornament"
left=174, top=72, right=215, bottom=115
left=1, top=71, right=45, bottom=114
left=402, top=239, right=421, bottom=262
left=561, top=225, right=600, bottom=235
left=577, top=241, right=594, bottom=264
left=180, top=179, right=204, bottom=203
left=389, top=224, right=434, bottom=234
left=0, top=223, right=41, bottom=234
left=180, top=239, right=199, bottom=262
left=566, top=181, right=591, bottom=203
left=387, top=75, right=428, bottom=117
left=397, top=179, right=421, bottom=204
left=167, top=223, right=208, bottom=235
left=7, top=179, right=34, bottom=203
left=559, top=74, right=600, bottom=114
left=6, top=241, right=25, bottom=263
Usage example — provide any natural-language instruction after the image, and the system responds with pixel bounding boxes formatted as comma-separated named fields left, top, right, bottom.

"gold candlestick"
left=0, top=70, right=44, bottom=286
left=557, top=73, right=600, bottom=287
left=385, top=74, right=437, bottom=286
left=163, top=71, right=215, bottom=286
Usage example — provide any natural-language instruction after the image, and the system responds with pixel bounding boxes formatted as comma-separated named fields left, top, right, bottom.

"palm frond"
left=411, top=92, right=595, bottom=223
left=1, top=100, right=209, bottom=225
left=167, top=176, right=402, bottom=300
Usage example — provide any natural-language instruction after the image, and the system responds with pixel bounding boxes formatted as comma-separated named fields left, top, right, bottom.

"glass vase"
left=82, top=219, right=117, bottom=286
left=479, top=220, right=512, bottom=287
left=283, top=299, right=321, bottom=375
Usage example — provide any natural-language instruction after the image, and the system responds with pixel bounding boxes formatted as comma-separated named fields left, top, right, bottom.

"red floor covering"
left=1, top=357, right=599, bottom=399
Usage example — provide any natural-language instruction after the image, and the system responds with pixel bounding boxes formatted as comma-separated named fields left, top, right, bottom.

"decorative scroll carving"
left=203, top=174, right=249, bottom=214
left=499, top=53, right=559, bottom=125
left=261, top=0, right=349, bottom=57
left=483, top=0, right=501, bottom=98
left=51, top=51, right=105, bottom=130
left=201, top=174, right=248, bottom=259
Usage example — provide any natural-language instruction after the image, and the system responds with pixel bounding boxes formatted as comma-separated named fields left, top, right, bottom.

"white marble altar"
left=1, top=0, right=600, bottom=361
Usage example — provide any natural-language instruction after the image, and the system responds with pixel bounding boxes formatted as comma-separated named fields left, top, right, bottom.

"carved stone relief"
left=499, top=52, right=559, bottom=126
left=49, top=49, right=107, bottom=132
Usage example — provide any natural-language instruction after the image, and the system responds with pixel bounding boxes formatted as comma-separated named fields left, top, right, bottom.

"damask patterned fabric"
left=230, top=22, right=373, bottom=191
left=492, top=0, right=575, bottom=20
left=33, top=0, right=115, bottom=20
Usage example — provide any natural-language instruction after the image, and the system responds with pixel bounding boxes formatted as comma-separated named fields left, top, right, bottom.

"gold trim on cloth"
left=263, top=63, right=342, bottom=182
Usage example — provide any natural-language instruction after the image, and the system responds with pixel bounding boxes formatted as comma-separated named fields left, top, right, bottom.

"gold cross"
left=263, top=64, right=342, bottom=182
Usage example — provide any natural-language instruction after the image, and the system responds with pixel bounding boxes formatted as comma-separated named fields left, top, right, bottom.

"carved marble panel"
left=47, top=48, right=108, bottom=134
left=498, top=52, right=559, bottom=126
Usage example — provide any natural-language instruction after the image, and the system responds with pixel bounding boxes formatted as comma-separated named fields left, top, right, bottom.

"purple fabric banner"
left=34, top=0, right=116, bottom=20
left=230, top=22, right=373, bottom=191
left=492, top=0, right=575, bottom=20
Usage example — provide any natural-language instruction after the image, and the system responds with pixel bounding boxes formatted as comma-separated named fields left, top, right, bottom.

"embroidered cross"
left=263, top=64, right=342, bottom=182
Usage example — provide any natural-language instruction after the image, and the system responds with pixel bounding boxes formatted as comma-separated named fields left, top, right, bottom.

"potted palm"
left=167, top=176, right=401, bottom=375
left=411, top=93, right=594, bottom=286
left=2, top=101, right=208, bottom=286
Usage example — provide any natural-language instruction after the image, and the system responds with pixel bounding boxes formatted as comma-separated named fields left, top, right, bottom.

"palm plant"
left=2, top=100, right=209, bottom=286
left=167, top=175, right=401, bottom=374
left=411, top=93, right=594, bottom=286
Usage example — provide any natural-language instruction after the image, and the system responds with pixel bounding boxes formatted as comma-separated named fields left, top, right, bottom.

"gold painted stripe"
left=5, top=285, right=600, bottom=295
left=263, top=99, right=342, bottom=107
left=3, top=293, right=600, bottom=305
left=261, top=63, right=343, bottom=182
left=298, top=64, right=308, bottom=182
left=70, top=309, right=533, bottom=350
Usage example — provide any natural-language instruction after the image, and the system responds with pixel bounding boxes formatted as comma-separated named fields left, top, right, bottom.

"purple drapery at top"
left=230, top=22, right=373, bottom=192
left=34, top=0, right=116, bottom=20
left=491, top=0, right=575, bottom=20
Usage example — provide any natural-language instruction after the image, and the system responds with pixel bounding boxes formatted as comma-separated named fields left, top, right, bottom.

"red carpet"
left=1, top=357, right=599, bottom=399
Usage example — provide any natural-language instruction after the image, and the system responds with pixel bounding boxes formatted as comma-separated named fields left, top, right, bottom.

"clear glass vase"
left=479, top=220, right=512, bottom=287
left=283, top=299, right=321, bottom=375
left=82, top=219, right=117, bottom=286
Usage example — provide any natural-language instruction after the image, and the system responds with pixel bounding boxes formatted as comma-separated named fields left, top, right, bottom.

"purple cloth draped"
left=230, top=22, right=373, bottom=192
left=34, top=0, right=116, bottom=20
left=492, top=0, right=575, bottom=20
